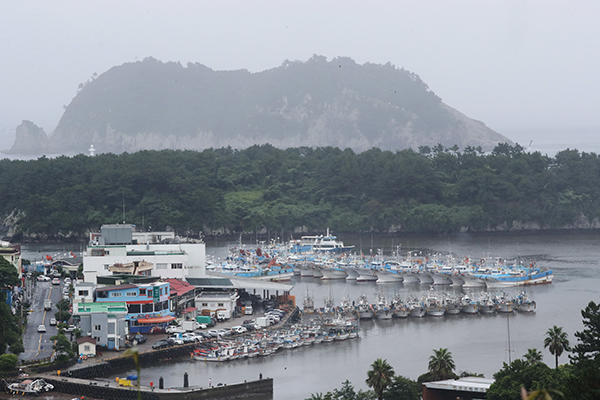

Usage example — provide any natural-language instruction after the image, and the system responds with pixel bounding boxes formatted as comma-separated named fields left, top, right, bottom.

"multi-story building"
left=83, top=224, right=205, bottom=283
left=75, top=301, right=128, bottom=350
left=94, top=280, right=175, bottom=334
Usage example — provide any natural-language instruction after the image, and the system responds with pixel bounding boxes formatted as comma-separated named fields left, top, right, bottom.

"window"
left=142, top=303, right=153, bottom=313
left=84, top=345, right=90, bottom=352
left=218, top=303, right=224, bottom=307
left=156, top=263, right=167, bottom=270
left=155, top=302, right=163, bottom=311
left=91, top=249, right=105, bottom=256
left=202, top=303, right=208, bottom=307
left=127, top=304, right=141, bottom=314
left=171, top=263, right=183, bottom=269
left=139, top=289, right=146, bottom=295
left=110, top=292, right=122, bottom=297
left=126, top=292, right=137, bottom=297
left=97, top=292, right=108, bottom=298
left=94, top=325, right=101, bottom=331
left=160, top=288, right=163, bottom=296
left=78, top=290, right=89, bottom=296
left=103, top=264, right=109, bottom=270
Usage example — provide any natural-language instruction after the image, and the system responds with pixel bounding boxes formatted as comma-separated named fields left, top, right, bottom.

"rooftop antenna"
left=122, top=190, right=125, bottom=224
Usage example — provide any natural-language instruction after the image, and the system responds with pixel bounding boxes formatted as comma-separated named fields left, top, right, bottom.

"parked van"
left=244, top=305, right=253, bottom=315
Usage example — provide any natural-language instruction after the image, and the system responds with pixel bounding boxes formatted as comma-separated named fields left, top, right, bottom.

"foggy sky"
left=1, top=1, right=599, bottom=150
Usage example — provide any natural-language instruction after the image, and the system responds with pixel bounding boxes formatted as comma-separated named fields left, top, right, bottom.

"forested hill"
left=10, top=56, right=510, bottom=154
left=1, top=144, right=599, bottom=240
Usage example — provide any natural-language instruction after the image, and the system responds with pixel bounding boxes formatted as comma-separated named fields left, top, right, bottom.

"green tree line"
left=2, top=143, right=600, bottom=239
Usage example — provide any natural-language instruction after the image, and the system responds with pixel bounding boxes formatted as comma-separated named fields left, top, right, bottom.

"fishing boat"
left=478, top=292, right=496, bottom=314
left=356, top=294, right=374, bottom=319
left=374, top=294, right=393, bottom=320
left=516, top=291, right=536, bottom=312
left=375, top=269, right=404, bottom=283
left=408, top=297, right=427, bottom=318
left=6, top=379, right=54, bottom=395
left=345, top=268, right=359, bottom=280
left=461, top=294, right=479, bottom=314
left=425, top=293, right=446, bottom=317
left=444, top=294, right=462, bottom=315
left=391, top=294, right=410, bottom=318
left=480, top=267, right=553, bottom=288
left=320, top=266, right=348, bottom=280
left=495, top=292, right=516, bottom=313
left=356, top=268, right=378, bottom=282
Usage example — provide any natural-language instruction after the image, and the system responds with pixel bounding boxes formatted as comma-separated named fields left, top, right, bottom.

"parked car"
left=49, top=318, right=57, bottom=326
left=133, top=334, right=147, bottom=344
left=208, top=329, right=220, bottom=338
left=152, top=340, right=170, bottom=349
left=167, top=337, right=184, bottom=345
left=231, top=326, right=247, bottom=334
left=165, top=325, right=185, bottom=334
left=37, top=325, right=46, bottom=332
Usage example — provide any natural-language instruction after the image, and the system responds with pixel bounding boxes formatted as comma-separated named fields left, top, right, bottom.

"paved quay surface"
left=69, top=307, right=295, bottom=371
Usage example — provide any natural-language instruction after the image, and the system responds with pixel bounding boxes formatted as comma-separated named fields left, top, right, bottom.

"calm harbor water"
left=22, top=232, right=600, bottom=399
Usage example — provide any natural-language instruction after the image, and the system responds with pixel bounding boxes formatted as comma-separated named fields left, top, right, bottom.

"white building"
left=83, top=224, right=205, bottom=283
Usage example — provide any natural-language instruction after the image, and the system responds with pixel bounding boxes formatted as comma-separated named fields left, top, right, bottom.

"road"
left=19, top=279, right=65, bottom=362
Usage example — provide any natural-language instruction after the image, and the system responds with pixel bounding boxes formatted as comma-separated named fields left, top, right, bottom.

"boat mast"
left=507, top=313, right=513, bottom=364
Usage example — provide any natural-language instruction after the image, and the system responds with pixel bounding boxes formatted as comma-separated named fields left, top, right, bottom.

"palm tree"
left=523, top=348, right=543, bottom=365
left=544, top=325, right=569, bottom=368
left=428, top=348, right=456, bottom=380
left=366, top=358, right=395, bottom=400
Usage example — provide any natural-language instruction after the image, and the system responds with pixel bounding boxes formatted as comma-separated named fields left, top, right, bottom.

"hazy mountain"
left=10, top=56, right=511, bottom=154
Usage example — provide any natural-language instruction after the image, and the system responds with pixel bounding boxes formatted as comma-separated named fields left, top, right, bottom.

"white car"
left=37, top=325, right=46, bottom=333
left=166, top=325, right=185, bottom=334
left=49, top=318, right=57, bottom=326
left=231, top=326, right=247, bottom=334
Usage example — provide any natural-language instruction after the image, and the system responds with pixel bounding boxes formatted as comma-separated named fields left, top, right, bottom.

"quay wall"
left=43, top=376, right=273, bottom=400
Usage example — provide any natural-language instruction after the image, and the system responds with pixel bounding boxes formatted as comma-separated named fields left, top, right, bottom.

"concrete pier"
left=40, top=373, right=273, bottom=400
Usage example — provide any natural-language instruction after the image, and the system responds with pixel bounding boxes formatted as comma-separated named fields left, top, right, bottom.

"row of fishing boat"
left=190, top=317, right=360, bottom=362
left=303, top=290, right=536, bottom=319
left=292, top=253, right=553, bottom=288
left=207, top=232, right=553, bottom=288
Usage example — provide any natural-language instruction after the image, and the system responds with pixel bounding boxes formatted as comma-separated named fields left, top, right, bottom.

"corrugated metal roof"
left=186, top=277, right=234, bottom=287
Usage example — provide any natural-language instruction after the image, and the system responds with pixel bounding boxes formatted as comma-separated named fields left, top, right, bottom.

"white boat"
left=425, top=294, right=446, bottom=317
left=495, top=292, right=516, bottom=313
left=478, top=292, right=496, bottom=314
left=401, top=272, right=420, bottom=284
left=448, top=274, right=465, bottom=286
left=444, top=296, right=462, bottom=315
left=345, top=268, right=359, bottom=280
left=461, top=274, right=486, bottom=288
left=376, top=269, right=404, bottom=283
left=417, top=272, right=434, bottom=285
left=356, top=268, right=378, bottom=282
left=480, top=268, right=554, bottom=288
left=461, top=294, right=479, bottom=314
left=375, top=295, right=393, bottom=320
left=408, top=298, right=427, bottom=318
left=312, top=268, right=324, bottom=279
left=430, top=272, right=452, bottom=285
left=7, top=379, right=54, bottom=395
left=516, top=291, right=536, bottom=312
left=391, top=295, right=410, bottom=318
left=298, top=266, right=315, bottom=277
left=320, top=267, right=348, bottom=280
left=356, top=294, right=374, bottom=319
